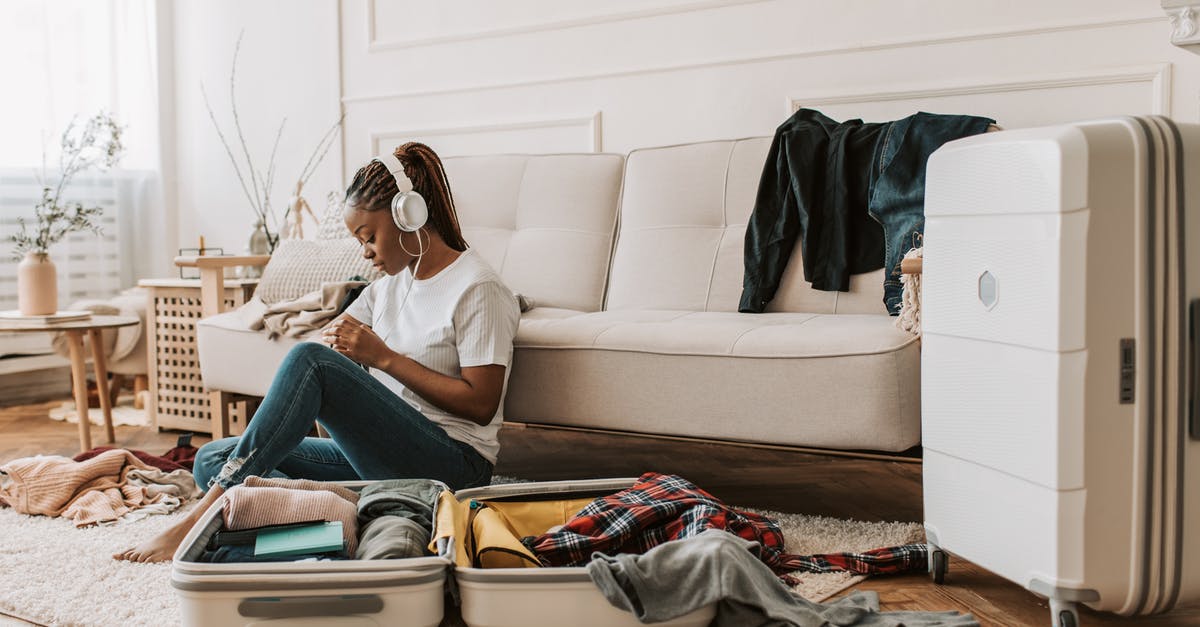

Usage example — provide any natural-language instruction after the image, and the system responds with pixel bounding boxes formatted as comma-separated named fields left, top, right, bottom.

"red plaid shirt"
left=520, top=472, right=926, bottom=580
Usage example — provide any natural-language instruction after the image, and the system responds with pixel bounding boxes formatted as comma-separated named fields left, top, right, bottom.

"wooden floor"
left=1, top=399, right=1197, bottom=626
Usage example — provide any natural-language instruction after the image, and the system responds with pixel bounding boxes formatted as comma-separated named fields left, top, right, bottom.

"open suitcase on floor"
left=171, top=477, right=716, bottom=627
left=921, top=116, right=1200, bottom=626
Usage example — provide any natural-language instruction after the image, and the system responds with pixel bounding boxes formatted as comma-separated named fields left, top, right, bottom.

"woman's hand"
left=322, top=317, right=393, bottom=368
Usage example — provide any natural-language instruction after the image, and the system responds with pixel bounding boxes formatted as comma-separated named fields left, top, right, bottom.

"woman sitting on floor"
left=115, top=142, right=520, bottom=562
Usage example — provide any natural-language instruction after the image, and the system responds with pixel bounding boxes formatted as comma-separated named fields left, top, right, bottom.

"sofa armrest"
left=174, top=255, right=270, bottom=318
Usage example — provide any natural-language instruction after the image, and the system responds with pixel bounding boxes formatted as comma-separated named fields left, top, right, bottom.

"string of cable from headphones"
left=376, top=228, right=427, bottom=347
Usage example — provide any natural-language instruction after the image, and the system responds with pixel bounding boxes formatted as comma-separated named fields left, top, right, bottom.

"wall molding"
left=343, top=14, right=1162, bottom=104
left=788, top=64, right=1174, bottom=117
left=366, top=0, right=768, bottom=52
left=368, top=112, right=604, bottom=155
left=1163, top=1, right=1200, bottom=46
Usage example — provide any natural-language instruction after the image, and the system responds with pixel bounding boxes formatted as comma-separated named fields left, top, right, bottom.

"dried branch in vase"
left=9, top=112, right=125, bottom=259
left=202, top=31, right=345, bottom=248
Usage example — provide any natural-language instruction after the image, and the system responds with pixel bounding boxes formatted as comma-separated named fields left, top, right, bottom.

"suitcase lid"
left=451, top=477, right=639, bottom=503
left=436, top=477, right=640, bottom=575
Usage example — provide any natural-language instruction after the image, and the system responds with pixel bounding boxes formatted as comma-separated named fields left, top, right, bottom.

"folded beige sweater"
left=243, top=475, right=359, bottom=504
left=223, top=484, right=359, bottom=555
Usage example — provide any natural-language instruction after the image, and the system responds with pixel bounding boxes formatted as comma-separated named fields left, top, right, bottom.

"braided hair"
left=344, top=142, right=468, bottom=251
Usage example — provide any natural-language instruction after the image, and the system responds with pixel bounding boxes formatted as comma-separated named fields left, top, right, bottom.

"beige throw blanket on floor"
left=0, top=449, right=201, bottom=527
left=239, top=281, right=366, bottom=340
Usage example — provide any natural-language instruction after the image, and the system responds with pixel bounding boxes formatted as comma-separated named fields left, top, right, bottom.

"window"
left=0, top=0, right=163, bottom=301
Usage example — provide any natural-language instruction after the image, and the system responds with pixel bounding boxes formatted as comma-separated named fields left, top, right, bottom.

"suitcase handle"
left=238, top=594, right=383, bottom=618
left=1191, top=300, right=1200, bottom=440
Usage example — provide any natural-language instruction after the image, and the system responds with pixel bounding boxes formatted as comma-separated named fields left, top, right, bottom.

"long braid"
left=398, top=142, right=467, bottom=251
left=344, top=143, right=468, bottom=251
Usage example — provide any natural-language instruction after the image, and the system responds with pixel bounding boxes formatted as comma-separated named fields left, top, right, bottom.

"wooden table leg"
left=133, top=374, right=148, bottom=410
left=64, top=330, right=92, bottom=453
left=210, top=390, right=232, bottom=439
left=88, top=328, right=116, bottom=444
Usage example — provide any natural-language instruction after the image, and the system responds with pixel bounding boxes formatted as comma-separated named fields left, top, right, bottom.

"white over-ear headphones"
left=374, top=152, right=429, bottom=232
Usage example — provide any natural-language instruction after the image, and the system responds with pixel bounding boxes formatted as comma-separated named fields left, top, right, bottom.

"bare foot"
left=112, top=520, right=193, bottom=563
left=113, top=486, right=224, bottom=563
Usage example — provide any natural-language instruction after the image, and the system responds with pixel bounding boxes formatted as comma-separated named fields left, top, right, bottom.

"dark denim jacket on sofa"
left=739, top=109, right=993, bottom=314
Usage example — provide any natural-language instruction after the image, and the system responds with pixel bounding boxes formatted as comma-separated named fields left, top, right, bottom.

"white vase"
left=17, top=251, right=58, bottom=315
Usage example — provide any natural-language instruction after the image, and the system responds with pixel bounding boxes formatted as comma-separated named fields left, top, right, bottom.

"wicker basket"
left=139, top=279, right=259, bottom=434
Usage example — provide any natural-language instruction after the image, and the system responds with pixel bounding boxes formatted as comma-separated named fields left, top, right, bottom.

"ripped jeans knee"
left=212, top=448, right=257, bottom=489
left=193, top=437, right=250, bottom=490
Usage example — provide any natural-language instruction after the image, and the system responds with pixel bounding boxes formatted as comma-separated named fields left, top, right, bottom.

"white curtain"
left=0, top=0, right=166, bottom=291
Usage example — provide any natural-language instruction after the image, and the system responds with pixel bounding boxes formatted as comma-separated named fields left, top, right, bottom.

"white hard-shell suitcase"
left=171, top=485, right=448, bottom=627
left=920, top=116, right=1200, bottom=626
left=171, top=477, right=716, bottom=626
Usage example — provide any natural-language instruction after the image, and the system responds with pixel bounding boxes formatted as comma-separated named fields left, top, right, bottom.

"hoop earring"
left=397, top=227, right=427, bottom=259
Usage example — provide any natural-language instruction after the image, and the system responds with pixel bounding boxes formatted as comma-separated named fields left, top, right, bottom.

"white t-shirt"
left=342, top=248, right=520, bottom=464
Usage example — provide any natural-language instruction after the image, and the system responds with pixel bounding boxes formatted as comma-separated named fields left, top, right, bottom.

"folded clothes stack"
left=199, top=476, right=442, bottom=564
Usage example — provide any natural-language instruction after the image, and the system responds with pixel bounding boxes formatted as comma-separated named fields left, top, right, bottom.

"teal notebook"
left=253, top=521, right=344, bottom=558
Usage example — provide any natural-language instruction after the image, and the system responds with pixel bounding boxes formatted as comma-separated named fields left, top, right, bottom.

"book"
left=253, top=520, right=344, bottom=558
left=210, top=519, right=326, bottom=547
left=0, top=310, right=92, bottom=324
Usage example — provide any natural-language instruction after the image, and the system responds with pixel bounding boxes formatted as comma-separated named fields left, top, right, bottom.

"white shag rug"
left=0, top=487, right=922, bottom=627
left=752, top=508, right=926, bottom=602
left=47, top=395, right=150, bottom=428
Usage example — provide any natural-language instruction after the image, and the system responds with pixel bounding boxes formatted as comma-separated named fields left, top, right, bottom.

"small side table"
left=0, top=315, right=140, bottom=452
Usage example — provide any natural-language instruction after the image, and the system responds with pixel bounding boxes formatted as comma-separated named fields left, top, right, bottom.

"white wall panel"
left=367, top=0, right=768, bottom=51
left=368, top=113, right=601, bottom=160
left=162, top=1, right=1197, bottom=255
left=339, top=0, right=1193, bottom=175
left=791, top=65, right=1173, bottom=128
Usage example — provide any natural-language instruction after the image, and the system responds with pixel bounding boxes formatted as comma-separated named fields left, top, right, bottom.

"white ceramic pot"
left=17, top=251, right=58, bottom=315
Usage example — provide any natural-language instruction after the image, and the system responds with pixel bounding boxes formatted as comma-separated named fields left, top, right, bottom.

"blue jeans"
left=867, top=112, right=993, bottom=314
left=193, top=342, right=493, bottom=492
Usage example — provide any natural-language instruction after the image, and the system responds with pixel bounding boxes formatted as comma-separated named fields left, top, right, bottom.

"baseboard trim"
left=0, top=365, right=71, bottom=407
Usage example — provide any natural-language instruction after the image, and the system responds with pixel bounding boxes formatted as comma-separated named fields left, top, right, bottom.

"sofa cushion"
left=444, top=153, right=624, bottom=313
left=505, top=310, right=919, bottom=452
left=606, top=137, right=886, bottom=315
left=197, top=311, right=304, bottom=396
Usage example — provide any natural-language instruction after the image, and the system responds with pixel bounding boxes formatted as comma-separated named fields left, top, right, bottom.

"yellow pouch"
left=429, top=491, right=593, bottom=569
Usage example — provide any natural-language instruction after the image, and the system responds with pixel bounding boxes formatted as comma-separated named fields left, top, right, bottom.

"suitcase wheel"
left=929, top=549, right=948, bottom=585
left=1050, top=599, right=1079, bottom=627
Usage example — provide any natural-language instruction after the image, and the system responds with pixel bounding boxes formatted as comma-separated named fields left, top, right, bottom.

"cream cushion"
left=445, top=153, right=624, bottom=313
left=606, top=138, right=886, bottom=315
left=197, top=311, right=300, bottom=397
left=505, top=309, right=920, bottom=451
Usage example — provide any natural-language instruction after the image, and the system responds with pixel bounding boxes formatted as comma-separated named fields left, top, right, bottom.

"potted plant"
left=9, top=112, right=124, bottom=315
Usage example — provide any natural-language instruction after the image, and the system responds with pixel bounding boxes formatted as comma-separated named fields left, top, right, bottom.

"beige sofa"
left=193, top=137, right=920, bottom=453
